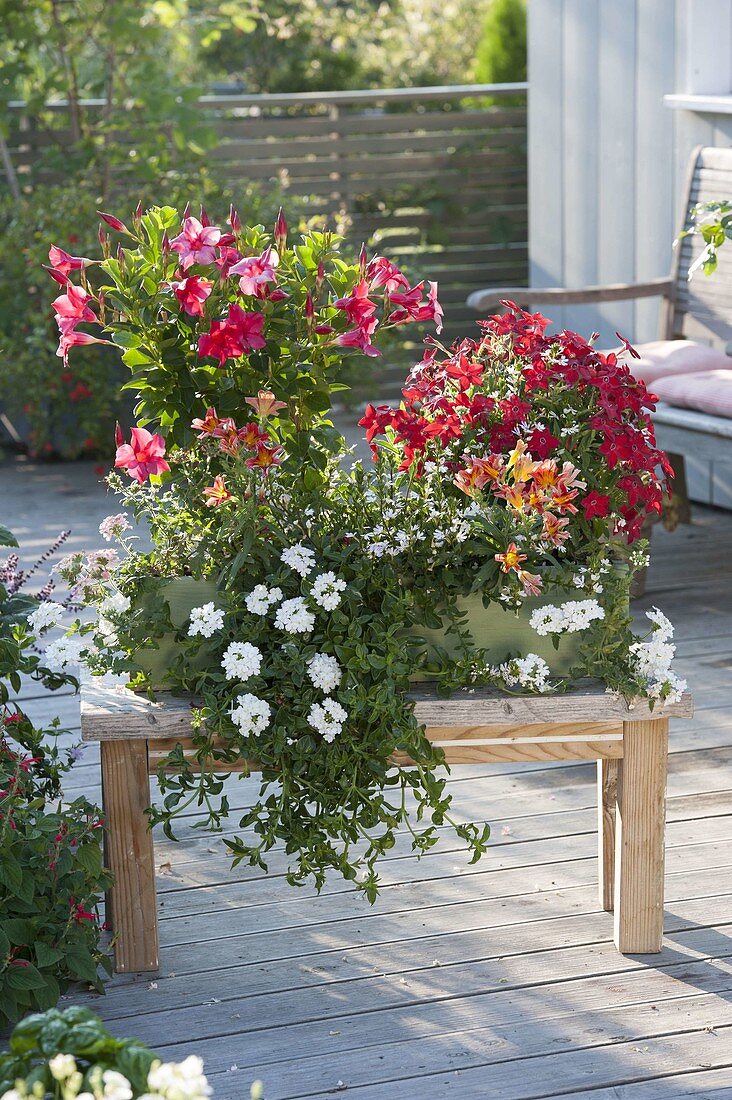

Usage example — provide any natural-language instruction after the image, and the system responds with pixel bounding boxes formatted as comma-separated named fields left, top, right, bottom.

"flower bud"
left=359, top=242, right=368, bottom=274
left=97, top=211, right=129, bottom=234
left=229, top=204, right=241, bottom=232
left=115, top=422, right=124, bottom=448
left=183, top=201, right=191, bottom=220
left=274, top=207, right=287, bottom=249
left=305, top=291, right=314, bottom=328
left=200, top=204, right=210, bottom=227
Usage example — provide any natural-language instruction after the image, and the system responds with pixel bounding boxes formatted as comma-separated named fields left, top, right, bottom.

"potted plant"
left=45, top=207, right=685, bottom=899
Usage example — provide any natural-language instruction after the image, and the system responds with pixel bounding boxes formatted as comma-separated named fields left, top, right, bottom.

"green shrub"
left=0, top=526, right=111, bottom=1026
left=0, top=1006, right=232, bottom=1099
left=473, top=0, right=527, bottom=91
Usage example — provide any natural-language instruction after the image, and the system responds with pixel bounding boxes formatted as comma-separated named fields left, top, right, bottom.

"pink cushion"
left=603, top=340, right=731, bottom=384
left=653, top=370, right=732, bottom=418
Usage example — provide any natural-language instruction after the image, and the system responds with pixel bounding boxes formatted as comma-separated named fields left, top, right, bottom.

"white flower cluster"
left=43, top=634, right=92, bottom=672
left=274, top=596, right=315, bottom=634
left=144, top=1055, right=212, bottom=1100
left=530, top=599, right=605, bottom=636
left=310, top=571, right=346, bottom=611
left=98, top=513, right=131, bottom=542
left=99, top=591, right=131, bottom=617
left=571, top=561, right=609, bottom=594
left=222, top=641, right=263, bottom=682
left=307, top=652, right=342, bottom=694
left=188, top=603, right=225, bottom=638
left=27, top=600, right=64, bottom=634
left=629, top=608, right=687, bottom=704
left=495, top=654, right=553, bottom=693
left=230, top=692, right=271, bottom=736
left=34, top=1051, right=212, bottom=1100
left=245, top=584, right=283, bottom=616
left=307, top=699, right=348, bottom=742
left=281, top=543, right=316, bottom=576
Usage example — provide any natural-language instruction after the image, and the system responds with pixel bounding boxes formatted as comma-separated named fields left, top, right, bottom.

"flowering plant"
left=0, top=526, right=112, bottom=1025
left=0, top=1007, right=224, bottom=1100
left=46, top=213, right=685, bottom=897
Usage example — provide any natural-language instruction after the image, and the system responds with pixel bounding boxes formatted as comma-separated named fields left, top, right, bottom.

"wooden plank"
left=393, top=740, right=624, bottom=765
left=598, top=757, right=618, bottom=911
left=100, top=741, right=159, bottom=972
left=614, top=718, right=669, bottom=953
left=81, top=683, right=693, bottom=742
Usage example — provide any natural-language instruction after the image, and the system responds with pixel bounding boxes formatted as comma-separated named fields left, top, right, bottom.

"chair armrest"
left=467, top=277, right=674, bottom=312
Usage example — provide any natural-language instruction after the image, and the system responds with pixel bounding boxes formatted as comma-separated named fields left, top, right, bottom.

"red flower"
left=115, top=427, right=170, bottom=484
left=171, top=275, right=213, bottom=317
left=526, top=426, right=560, bottom=459
left=56, top=330, right=110, bottom=367
left=582, top=491, right=611, bottom=520
left=367, top=256, right=409, bottom=294
left=334, top=280, right=378, bottom=328
left=229, top=247, right=278, bottom=297
left=69, top=382, right=92, bottom=402
left=198, top=304, right=266, bottom=365
left=52, top=283, right=96, bottom=325
left=336, top=316, right=380, bottom=358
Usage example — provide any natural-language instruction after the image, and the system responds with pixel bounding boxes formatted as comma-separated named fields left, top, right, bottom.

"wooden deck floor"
left=6, top=453, right=732, bottom=1099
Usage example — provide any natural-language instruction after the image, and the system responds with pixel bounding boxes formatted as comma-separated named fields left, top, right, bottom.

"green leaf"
left=5, top=963, right=47, bottom=991
left=0, top=525, right=18, bottom=547
left=112, top=331, right=143, bottom=349
left=35, top=942, right=65, bottom=969
left=64, top=946, right=100, bottom=985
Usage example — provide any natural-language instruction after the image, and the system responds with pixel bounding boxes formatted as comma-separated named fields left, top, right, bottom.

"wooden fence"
left=5, top=84, right=528, bottom=396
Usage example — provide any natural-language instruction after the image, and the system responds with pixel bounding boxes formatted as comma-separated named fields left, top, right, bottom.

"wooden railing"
left=5, top=84, right=528, bottom=393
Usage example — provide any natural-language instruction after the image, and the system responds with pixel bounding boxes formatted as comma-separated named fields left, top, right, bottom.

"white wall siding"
left=528, top=0, right=731, bottom=345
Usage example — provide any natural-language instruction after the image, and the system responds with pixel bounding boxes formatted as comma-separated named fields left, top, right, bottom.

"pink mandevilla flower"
left=229, top=247, right=279, bottom=297
left=52, top=283, right=96, bottom=325
left=115, top=427, right=171, bottom=484
left=367, top=256, right=409, bottom=295
left=56, top=330, right=110, bottom=366
left=197, top=303, right=266, bottom=366
left=170, top=217, right=222, bottom=270
left=171, top=275, right=213, bottom=317
left=48, top=245, right=89, bottom=276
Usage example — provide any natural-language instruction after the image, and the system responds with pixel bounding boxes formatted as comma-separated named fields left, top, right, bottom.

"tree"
left=473, top=0, right=527, bottom=85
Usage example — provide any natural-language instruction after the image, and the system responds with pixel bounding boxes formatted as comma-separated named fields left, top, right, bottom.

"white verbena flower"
left=310, top=571, right=347, bottom=611
left=646, top=607, right=674, bottom=642
left=497, top=654, right=553, bottom=693
left=145, top=1056, right=212, bottom=1100
left=307, top=653, right=342, bottom=694
left=230, top=693, right=271, bottom=736
left=245, top=584, right=283, bottom=616
left=99, top=591, right=131, bottom=617
left=27, top=600, right=64, bottom=634
left=281, top=543, right=316, bottom=577
left=99, top=513, right=131, bottom=541
left=221, top=641, right=263, bottom=682
left=530, top=599, right=605, bottom=636
left=188, top=603, right=225, bottom=638
left=43, top=634, right=90, bottom=672
left=49, top=1053, right=77, bottom=1082
left=274, top=596, right=315, bottom=634
left=307, top=699, right=348, bottom=742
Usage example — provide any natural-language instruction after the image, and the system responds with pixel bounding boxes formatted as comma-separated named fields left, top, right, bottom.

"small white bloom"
left=281, top=543, right=316, bottom=577
left=274, top=597, right=315, bottom=634
left=245, top=584, right=283, bottom=616
left=308, top=699, right=348, bottom=742
left=230, top=693, right=271, bottom=736
left=307, top=653, right=342, bottom=694
left=99, top=513, right=131, bottom=541
left=101, top=1071, right=133, bottom=1100
left=497, top=654, right=553, bottom=693
left=310, top=571, right=347, bottom=611
left=99, top=591, right=131, bottom=617
left=188, top=603, right=225, bottom=638
left=146, top=1056, right=212, bottom=1100
left=27, top=600, right=64, bottom=634
left=49, top=1053, right=77, bottom=1082
left=221, top=641, right=263, bottom=682
left=96, top=615, right=119, bottom=647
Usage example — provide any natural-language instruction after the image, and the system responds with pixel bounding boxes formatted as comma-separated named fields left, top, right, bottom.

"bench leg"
left=614, top=718, right=668, bottom=953
left=101, top=740, right=159, bottom=972
left=597, top=758, right=618, bottom=912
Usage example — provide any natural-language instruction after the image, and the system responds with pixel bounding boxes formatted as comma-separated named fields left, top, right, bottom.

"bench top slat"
left=79, top=680, right=693, bottom=741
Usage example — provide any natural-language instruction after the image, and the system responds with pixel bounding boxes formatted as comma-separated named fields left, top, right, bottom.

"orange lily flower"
left=532, top=459, right=560, bottom=491
left=507, top=439, right=537, bottom=483
left=495, top=542, right=527, bottom=573
left=454, top=455, right=504, bottom=494
left=518, top=569, right=543, bottom=596
left=203, top=475, right=232, bottom=507
left=245, top=442, right=284, bottom=473
left=542, top=512, right=571, bottom=545
left=495, top=482, right=527, bottom=513
left=245, top=390, right=288, bottom=418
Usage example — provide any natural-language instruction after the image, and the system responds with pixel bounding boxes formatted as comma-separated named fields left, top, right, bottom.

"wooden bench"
left=81, top=681, right=693, bottom=973
left=467, top=144, right=732, bottom=516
